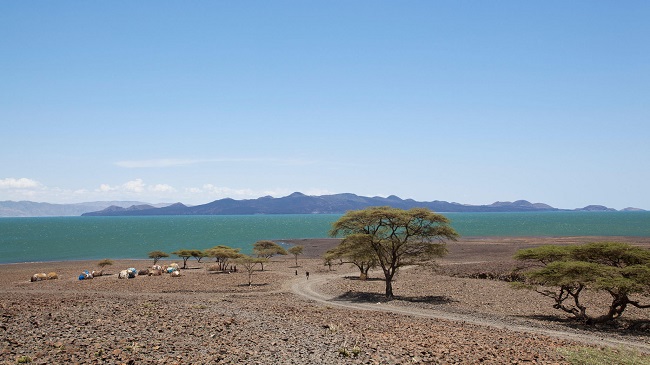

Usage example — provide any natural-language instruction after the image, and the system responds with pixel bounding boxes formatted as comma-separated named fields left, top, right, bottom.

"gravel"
left=2, top=237, right=650, bottom=364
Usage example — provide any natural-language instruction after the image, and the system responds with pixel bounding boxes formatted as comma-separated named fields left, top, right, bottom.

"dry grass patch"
left=558, top=346, right=650, bottom=365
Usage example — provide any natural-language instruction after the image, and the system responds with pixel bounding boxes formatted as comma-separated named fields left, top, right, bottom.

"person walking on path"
left=306, top=271, right=309, bottom=280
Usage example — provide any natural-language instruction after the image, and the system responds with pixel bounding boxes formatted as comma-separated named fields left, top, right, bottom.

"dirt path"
left=291, top=271, right=650, bottom=353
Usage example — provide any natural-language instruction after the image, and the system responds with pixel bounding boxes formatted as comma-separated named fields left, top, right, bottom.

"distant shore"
left=282, top=235, right=650, bottom=259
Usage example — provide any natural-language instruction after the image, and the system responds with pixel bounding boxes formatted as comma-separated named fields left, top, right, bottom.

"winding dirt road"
left=291, top=271, right=650, bottom=353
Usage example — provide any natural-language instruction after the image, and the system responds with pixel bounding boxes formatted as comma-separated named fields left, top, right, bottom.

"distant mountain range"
left=1, top=193, right=643, bottom=217
left=77, top=192, right=644, bottom=217
left=0, top=201, right=171, bottom=217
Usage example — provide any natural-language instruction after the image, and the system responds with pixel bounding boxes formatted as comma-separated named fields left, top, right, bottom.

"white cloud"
left=98, top=184, right=115, bottom=192
left=0, top=176, right=328, bottom=206
left=95, top=179, right=176, bottom=195
left=0, top=177, right=42, bottom=189
left=151, top=184, right=176, bottom=193
left=184, top=185, right=301, bottom=201
left=200, top=184, right=256, bottom=197
left=123, top=179, right=145, bottom=193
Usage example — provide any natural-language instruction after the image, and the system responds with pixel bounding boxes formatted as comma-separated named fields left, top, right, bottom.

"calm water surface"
left=1, top=212, right=649, bottom=264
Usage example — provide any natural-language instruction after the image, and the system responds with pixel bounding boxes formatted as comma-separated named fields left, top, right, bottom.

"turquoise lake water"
left=1, top=212, right=649, bottom=264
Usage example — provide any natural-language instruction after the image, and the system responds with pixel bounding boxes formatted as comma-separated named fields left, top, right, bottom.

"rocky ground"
left=2, top=236, right=650, bottom=364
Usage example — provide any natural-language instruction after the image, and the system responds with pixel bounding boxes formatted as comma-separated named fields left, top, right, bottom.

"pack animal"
left=30, top=273, right=47, bottom=282
left=78, top=270, right=93, bottom=280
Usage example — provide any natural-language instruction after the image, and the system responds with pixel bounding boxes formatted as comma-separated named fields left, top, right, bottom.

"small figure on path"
left=306, top=271, right=309, bottom=280
left=295, top=270, right=298, bottom=276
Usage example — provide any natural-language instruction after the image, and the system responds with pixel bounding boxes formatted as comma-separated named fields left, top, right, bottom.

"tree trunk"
left=383, top=267, right=395, bottom=298
left=587, top=295, right=629, bottom=324
left=356, top=264, right=369, bottom=280
left=385, top=278, right=393, bottom=298
left=379, top=261, right=395, bottom=298
left=361, top=266, right=370, bottom=280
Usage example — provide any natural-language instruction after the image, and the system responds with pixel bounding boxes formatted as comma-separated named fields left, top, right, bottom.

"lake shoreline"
left=3, top=212, right=650, bottom=263
left=4, top=235, right=650, bottom=265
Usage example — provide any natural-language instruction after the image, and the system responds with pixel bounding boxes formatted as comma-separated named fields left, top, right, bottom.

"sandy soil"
left=2, top=236, right=650, bottom=364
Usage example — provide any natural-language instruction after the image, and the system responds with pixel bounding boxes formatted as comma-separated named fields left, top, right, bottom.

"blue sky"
left=1, top=1, right=649, bottom=209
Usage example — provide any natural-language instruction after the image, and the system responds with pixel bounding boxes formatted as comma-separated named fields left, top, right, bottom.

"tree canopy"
left=172, top=249, right=202, bottom=269
left=515, top=241, right=650, bottom=324
left=329, top=206, right=459, bottom=298
left=206, top=245, right=242, bottom=271
left=234, top=255, right=267, bottom=286
left=148, top=250, right=169, bottom=265
left=191, top=249, right=208, bottom=263
left=253, top=240, right=287, bottom=271
left=288, top=245, right=304, bottom=267
left=324, top=235, right=377, bottom=280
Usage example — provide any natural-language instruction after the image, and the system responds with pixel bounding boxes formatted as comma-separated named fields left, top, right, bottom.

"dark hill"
left=81, top=193, right=569, bottom=216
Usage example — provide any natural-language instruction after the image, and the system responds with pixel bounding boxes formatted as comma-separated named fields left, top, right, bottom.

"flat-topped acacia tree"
left=192, top=250, right=207, bottom=263
left=171, top=249, right=197, bottom=269
left=234, top=255, right=267, bottom=286
left=288, top=245, right=304, bottom=267
left=148, top=250, right=169, bottom=265
left=324, top=235, right=377, bottom=280
left=206, top=245, right=242, bottom=271
left=330, top=206, right=459, bottom=298
left=252, top=240, right=287, bottom=271
left=515, top=241, right=650, bottom=324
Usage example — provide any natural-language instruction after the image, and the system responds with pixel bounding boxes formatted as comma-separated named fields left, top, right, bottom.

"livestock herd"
left=30, top=262, right=183, bottom=282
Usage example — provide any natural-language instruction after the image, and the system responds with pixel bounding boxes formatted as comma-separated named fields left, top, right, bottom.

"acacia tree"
left=172, top=249, right=195, bottom=269
left=324, top=235, right=377, bottom=280
left=192, top=249, right=207, bottom=263
left=148, top=250, right=169, bottom=265
left=235, top=255, right=267, bottom=286
left=288, top=245, right=304, bottom=267
left=330, top=206, right=459, bottom=298
left=206, top=245, right=242, bottom=271
left=252, top=240, right=287, bottom=271
left=515, top=241, right=650, bottom=324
